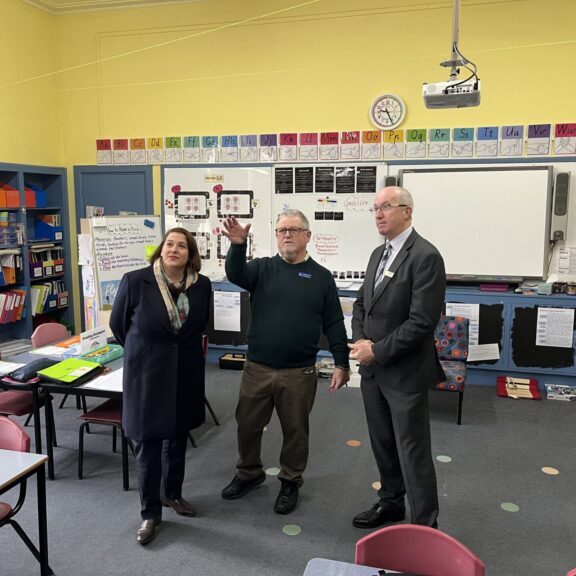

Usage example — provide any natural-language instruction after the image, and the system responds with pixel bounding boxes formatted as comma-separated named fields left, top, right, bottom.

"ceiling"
left=22, top=0, right=207, bottom=15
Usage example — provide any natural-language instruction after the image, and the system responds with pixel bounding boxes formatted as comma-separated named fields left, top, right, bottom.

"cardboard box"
left=4, top=186, right=20, bottom=207
left=24, top=187, right=36, bottom=208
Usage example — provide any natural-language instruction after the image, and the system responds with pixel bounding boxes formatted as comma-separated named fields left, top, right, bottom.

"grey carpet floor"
left=1, top=364, right=575, bottom=576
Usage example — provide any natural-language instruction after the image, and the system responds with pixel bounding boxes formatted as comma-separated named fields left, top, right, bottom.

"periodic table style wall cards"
left=96, top=124, right=576, bottom=166
left=162, top=167, right=273, bottom=280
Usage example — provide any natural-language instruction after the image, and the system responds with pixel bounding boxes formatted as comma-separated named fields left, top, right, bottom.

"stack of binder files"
left=30, top=280, right=66, bottom=316
left=0, top=288, right=27, bottom=324
left=0, top=249, right=23, bottom=286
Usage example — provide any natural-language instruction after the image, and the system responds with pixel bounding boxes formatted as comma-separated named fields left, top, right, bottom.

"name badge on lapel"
left=384, top=270, right=394, bottom=278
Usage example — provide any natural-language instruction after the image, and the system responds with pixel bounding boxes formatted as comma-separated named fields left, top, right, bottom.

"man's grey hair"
left=390, top=186, right=414, bottom=209
left=275, top=209, right=310, bottom=230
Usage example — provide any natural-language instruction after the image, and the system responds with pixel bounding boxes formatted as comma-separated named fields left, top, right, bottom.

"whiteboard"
left=400, top=167, right=552, bottom=279
left=163, top=166, right=273, bottom=280
left=163, top=164, right=387, bottom=281
left=90, top=215, right=162, bottom=308
left=272, top=164, right=386, bottom=277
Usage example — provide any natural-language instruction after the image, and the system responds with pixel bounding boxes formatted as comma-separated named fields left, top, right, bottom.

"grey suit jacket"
left=352, top=229, right=446, bottom=393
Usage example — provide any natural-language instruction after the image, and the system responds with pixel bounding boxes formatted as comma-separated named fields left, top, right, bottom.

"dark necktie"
left=374, top=242, right=391, bottom=292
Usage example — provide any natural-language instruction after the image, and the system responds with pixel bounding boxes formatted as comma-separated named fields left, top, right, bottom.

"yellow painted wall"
left=51, top=0, right=576, bottom=165
left=0, top=0, right=61, bottom=165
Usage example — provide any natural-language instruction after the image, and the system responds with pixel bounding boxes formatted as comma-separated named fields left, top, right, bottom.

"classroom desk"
left=303, top=558, right=418, bottom=576
left=0, top=448, right=51, bottom=576
left=3, top=349, right=123, bottom=481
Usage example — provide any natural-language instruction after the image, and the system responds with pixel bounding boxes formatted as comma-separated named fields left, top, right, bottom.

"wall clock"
left=369, top=94, right=406, bottom=130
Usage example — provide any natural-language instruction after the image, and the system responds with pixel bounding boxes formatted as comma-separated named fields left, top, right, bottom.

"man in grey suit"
left=349, top=185, right=446, bottom=529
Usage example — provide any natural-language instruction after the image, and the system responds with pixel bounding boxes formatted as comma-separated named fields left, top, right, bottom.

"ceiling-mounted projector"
left=423, top=0, right=481, bottom=110
left=423, top=78, right=481, bottom=109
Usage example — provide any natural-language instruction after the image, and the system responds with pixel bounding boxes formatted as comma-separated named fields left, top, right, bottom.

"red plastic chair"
left=0, top=414, right=30, bottom=451
left=355, top=524, right=485, bottom=576
left=0, top=416, right=54, bottom=575
left=0, top=387, right=58, bottom=448
left=30, top=323, right=69, bottom=348
left=78, top=397, right=131, bottom=491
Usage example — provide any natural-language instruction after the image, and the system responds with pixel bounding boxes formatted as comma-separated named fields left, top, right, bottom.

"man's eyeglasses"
left=275, top=227, right=308, bottom=237
left=369, top=203, right=408, bottom=213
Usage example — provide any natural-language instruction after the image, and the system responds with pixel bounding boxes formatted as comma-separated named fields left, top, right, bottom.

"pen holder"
left=80, top=344, right=124, bottom=365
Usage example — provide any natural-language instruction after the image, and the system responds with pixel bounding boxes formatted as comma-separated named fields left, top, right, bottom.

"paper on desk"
left=30, top=346, right=68, bottom=357
left=467, top=343, right=500, bottom=362
left=84, top=368, right=123, bottom=392
left=445, top=302, right=479, bottom=346
left=536, top=307, right=574, bottom=348
left=213, top=291, right=241, bottom=332
left=0, top=361, right=24, bottom=376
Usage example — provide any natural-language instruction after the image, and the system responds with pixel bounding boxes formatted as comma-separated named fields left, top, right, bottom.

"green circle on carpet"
left=436, top=455, right=452, bottom=463
left=266, top=467, right=280, bottom=476
left=283, top=525, right=301, bottom=536
left=501, top=502, right=520, bottom=512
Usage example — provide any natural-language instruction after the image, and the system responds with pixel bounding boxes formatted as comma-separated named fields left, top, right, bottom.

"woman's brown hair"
left=149, top=227, right=202, bottom=272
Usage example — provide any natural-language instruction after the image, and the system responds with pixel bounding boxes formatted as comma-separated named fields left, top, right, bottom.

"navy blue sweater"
left=226, top=244, right=349, bottom=369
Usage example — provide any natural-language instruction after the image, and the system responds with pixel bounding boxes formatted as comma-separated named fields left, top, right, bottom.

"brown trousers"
left=235, top=359, right=318, bottom=486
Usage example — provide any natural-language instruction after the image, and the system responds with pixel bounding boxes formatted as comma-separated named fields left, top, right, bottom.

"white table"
left=0, top=448, right=51, bottom=576
left=303, top=558, right=415, bottom=576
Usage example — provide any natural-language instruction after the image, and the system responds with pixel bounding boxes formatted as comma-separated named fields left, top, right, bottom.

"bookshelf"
left=0, top=163, right=72, bottom=343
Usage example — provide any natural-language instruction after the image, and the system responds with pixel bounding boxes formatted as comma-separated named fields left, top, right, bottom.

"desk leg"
left=43, top=391, right=55, bottom=481
left=36, top=464, right=51, bottom=576
left=31, top=386, right=43, bottom=455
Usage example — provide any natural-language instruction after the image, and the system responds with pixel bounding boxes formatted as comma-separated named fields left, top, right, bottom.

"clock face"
left=369, top=94, right=406, bottom=130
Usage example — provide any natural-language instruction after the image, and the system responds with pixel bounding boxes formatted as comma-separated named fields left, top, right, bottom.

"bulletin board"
left=163, top=166, right=274, bottom=279
left=163, top=164, right=387, bottom=280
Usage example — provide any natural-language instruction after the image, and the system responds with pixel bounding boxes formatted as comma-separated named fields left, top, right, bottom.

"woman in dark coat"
left=110, top=227, right=211, bottom=545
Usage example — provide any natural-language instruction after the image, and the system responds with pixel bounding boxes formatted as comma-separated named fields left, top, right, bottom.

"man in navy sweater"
left=221, top=209, right=350, bottom=514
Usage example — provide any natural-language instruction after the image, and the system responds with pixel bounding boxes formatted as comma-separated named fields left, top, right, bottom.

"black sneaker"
left=274, top=480, right=299, bottom=515
left=221, top=473, right=266, bottom=500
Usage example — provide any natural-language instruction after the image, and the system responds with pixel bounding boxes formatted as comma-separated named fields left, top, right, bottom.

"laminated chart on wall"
left=273, top=164, right=386, bottom=279
left=89, top=216, right=162, bottom=309
left=163, top=167, right=273, bottom=280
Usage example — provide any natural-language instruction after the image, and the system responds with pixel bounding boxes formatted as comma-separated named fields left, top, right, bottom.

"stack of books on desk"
left=0, top=339, right=33, bottom=357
